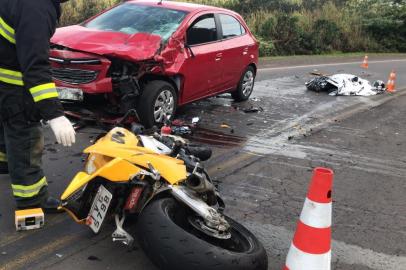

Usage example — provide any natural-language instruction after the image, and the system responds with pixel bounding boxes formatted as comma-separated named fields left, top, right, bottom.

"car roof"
left=126, top=0, right=230, bottom=13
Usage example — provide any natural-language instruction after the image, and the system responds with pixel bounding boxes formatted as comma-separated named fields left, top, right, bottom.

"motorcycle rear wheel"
left=136, top=198, right=268, bottom=270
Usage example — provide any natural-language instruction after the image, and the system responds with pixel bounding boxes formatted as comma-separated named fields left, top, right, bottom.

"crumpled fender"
left=61, top=128, right=187, bottom=200
left=61, top=158, right=142, bottom=200
left=84, top=146, right=187, bottom=184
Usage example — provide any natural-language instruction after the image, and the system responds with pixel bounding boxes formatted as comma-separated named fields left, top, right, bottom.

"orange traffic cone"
left=360, top=55, right=369, bottom=69
left=386, top=70, right=396, bottom=93
left=283, top=167, right=334, bottom=270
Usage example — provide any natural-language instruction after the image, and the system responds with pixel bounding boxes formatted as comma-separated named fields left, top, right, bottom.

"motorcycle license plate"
left=88, top=185, right=112, bottom=233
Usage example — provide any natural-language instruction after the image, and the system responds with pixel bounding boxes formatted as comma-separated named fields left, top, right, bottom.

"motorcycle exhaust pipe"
left=186, top=174, right=203, bottom=189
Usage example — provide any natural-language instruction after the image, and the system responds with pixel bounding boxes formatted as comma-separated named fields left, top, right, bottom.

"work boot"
left=40, top=196, right=63, bottom=213
left=18, top=196, right=62, bottom=214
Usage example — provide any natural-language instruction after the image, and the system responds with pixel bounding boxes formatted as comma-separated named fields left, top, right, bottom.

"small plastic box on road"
left=15, top=208, right=44, bottom=231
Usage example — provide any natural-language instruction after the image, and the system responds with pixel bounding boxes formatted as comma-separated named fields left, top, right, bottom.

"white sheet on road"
left=328, top=74, right=381, bottom=96
left=306, top=74, right=385, bottom=96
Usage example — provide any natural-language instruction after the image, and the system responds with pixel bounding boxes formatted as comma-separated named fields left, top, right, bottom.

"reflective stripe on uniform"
left=0, top=67, right=24, bottom=86
left=0, top=152, right=7, bottom=162
left=0, top=16, right=15, bottom=44
left=29, top=83, right=59, bottom=102
left=12, top=176, right=47, bottom=198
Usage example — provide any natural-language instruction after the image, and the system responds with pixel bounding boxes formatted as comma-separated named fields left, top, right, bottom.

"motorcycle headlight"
left=85, top=156, right=97, bottom=175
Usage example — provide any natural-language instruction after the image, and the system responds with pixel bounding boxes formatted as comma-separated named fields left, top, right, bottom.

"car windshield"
left=85, top=3, right=187, bottom=41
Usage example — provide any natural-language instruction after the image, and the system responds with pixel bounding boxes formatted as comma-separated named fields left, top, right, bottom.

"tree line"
left=60, top=0, right=406, bottom=56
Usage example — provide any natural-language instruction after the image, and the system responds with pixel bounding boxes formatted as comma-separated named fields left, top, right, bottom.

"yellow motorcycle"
left=60, top=125, right=267, bottom=270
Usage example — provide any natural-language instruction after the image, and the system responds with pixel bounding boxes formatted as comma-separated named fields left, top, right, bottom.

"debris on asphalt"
left=1, top=251, right=7, bottom=255
left=87, top=255, right=102, bottom=261
left=171, top=126, right=192, bottom=135
left=56, top=254, right=63, bottom=258
left=171, top=119, right=186, bottom=126
left=220, top=124, right=231, bottom=129
left=373, top=80, right=386, bottom=92
left=192, top=117, right=200, bottom=124
left=243, top=106, right=264, bottom=113
left=160, top=124, right=172, bottom=135
left=309, top=71, right=331, bottom=76
left=306, top=74, right=386, bottom=96
left=250, top=97, right=261, bottom=102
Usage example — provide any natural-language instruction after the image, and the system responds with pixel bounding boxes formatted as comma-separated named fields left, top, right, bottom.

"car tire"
left=136, top=198, right=268, bottom=270
left=232, top=66, right=256, bottom=102
left=137, top=81, right=177, bottom=128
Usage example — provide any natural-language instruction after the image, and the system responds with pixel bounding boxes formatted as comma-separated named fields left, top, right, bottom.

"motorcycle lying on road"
left=60, top=123, right=268, bottom=270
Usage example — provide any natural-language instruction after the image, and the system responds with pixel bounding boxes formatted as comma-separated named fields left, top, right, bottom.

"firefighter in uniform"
left=0, top=0, right=75, bottom=212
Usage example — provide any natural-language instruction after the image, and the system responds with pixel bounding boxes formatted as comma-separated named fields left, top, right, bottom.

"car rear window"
left=84, top=3, right=188, bottom=41
left=219, top=14, right=246, bottom=39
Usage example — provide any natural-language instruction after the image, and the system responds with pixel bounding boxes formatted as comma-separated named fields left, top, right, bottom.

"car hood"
left=51, top=25, right=162, bottom=62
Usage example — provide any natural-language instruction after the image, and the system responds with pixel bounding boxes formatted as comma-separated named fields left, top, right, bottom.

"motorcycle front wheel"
left=136, top=198, right=268, bottom=270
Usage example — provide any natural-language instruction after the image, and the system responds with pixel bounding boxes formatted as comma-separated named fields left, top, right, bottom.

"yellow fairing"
left=61, top=158, right=143, bottom=200
left=83, top=127, right=187, bottom=185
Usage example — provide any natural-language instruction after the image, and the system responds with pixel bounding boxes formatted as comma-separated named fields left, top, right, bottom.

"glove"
left=48, top=116, right=76, bottom=147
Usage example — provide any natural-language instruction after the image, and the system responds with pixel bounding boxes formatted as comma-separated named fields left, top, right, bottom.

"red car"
left=50, top=0, right=259, bottom=127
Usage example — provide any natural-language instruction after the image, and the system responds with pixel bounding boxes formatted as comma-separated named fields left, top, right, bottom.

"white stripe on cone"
left=300, top=198, right=332, bottom=229
left=286, top=244, right=331, bottom=270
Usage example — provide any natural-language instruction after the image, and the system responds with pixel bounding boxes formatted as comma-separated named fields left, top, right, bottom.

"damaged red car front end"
left=50, top=0, right=259, bottom=127
left=50, top=48, right=113, bottom=94
left=50, top=26, right=164, bottom=94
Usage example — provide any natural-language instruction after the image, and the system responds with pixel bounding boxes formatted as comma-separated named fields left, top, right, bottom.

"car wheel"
left=137, top=81, right=177, bottom=128
left=232, top=66, right=256, bottom=102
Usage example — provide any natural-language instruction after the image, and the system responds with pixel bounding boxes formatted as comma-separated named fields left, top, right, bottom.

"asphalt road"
left=1, top=54, right=406, bottom=270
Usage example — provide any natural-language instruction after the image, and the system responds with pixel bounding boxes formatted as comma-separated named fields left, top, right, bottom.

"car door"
left=214, top=13, right=250, bottom=92
left=178, top=13, right=223, bottom=104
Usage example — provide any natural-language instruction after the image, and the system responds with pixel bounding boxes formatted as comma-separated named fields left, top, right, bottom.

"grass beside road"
left=259, top=52, right=406, bottom=62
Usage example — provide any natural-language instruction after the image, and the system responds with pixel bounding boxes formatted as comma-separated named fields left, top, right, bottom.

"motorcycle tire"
left=136, top=198, right=267, bottom=270
left=185, top=144, right=212, bottom=161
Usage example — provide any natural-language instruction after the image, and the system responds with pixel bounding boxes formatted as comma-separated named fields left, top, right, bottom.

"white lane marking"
left=286, top=243, right=331, bottom=270
left=258, top=59, right=406, bottom=71
left=245, top=222, right=406, bottom=270
left=300, top=198, right=332, bottom=228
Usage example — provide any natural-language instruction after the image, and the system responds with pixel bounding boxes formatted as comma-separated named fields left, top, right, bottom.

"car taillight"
left=124, top=186, right=144, bottom=212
